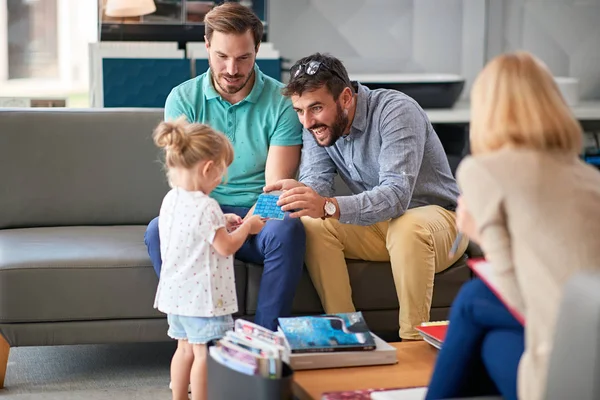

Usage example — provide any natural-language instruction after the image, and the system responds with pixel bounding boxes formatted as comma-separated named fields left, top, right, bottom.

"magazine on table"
left=277, top=312, right=376, bottom=354
left=322, top=386, right=427, bottom=400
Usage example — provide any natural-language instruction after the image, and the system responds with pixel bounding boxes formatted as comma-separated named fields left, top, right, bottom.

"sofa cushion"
left=0, top=109, right=169, bottom=229
left=246, top=255, right=470, bottom=315
left=0, top=226, right=247, bottom=323
left=345, top=256, right=470, bottom=311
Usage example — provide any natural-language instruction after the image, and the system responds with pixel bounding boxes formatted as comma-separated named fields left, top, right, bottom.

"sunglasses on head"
left=290, top=60, right=348, bottom=84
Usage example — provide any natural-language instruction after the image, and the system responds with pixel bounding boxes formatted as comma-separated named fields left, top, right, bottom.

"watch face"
left=325, top=201, right=336, bottom=215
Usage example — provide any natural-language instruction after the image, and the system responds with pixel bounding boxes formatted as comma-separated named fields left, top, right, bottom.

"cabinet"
left=90, top=41, right=281, bottom=108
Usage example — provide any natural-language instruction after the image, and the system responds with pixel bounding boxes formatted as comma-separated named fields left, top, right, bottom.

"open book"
left=467, top=258, right=525, bottom=325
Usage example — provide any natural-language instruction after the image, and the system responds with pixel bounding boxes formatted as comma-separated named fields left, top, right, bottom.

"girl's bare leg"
left=190, top=344, right=208, bottom=400
left=171, top=340, right=194, bottom=400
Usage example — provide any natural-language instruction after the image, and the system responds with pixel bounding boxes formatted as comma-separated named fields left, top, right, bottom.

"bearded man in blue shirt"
left=267, top=53, right=468, bottom=340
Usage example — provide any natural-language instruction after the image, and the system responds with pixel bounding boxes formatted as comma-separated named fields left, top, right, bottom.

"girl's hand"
left=224, top=213, right=243, bottom=232
left=245, top=215, right=267, bottom=235
left=456, top=196, right=481, bottom=245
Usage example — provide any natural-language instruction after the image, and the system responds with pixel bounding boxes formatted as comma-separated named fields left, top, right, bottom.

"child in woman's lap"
left=152, top=118, right=265, bottom=400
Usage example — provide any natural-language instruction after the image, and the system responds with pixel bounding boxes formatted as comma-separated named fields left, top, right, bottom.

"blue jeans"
left=425, top=278, right=524, bottom=400
left=144, top=205, right=306, bottom=331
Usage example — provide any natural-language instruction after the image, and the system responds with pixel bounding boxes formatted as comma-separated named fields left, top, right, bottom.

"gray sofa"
left=0, top=108, right=474, bottom=388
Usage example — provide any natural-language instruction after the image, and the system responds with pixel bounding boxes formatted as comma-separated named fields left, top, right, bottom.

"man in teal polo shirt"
left=144, top=2, right=305, bottom=331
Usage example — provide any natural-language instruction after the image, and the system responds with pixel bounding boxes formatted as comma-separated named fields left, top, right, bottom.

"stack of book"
left=415, top=321, right=448, bottom=349
left=277, top=312, right=398, bottom=370
left=210, top=312, right=399, bottom=375
left=209, top=319, right=287, bottom=379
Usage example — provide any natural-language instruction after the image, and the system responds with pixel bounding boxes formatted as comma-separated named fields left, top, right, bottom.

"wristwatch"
left=322, top=198, right=337, bottom=219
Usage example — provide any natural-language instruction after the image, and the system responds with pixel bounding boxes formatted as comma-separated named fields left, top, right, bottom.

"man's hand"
left=224, top=213, right=243, bottom=232
left=263, top=179, right=305, bottom=193
left=456, top=196, right=481, bottom=245
left=278, top=186, right=326, bottom=219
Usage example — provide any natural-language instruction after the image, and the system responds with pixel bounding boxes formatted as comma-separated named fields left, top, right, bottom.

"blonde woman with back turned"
left=152, top=118, right=265, bottom=400
left=425, top=52, right=600, bottom=400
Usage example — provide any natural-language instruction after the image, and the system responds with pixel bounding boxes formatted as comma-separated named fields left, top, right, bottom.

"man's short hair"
left=283, top=53, right=354, bottom=100
left=204, top=3, right=263, bottom=51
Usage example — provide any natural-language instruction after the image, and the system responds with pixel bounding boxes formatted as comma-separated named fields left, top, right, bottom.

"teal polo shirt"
left=164, top=65, right=302, bottom=207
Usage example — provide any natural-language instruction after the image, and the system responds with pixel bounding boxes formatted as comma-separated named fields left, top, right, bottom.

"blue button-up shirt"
left=299, top=83, right=459, bottom=226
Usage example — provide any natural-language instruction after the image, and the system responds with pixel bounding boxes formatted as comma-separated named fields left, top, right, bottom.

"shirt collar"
left=202, top=69, right=220, bottom=100
left=202, top=64, right=265, bottom=104
left=350, top=82, right=369, bottom=134
left=244, top=64, right=265, bottom=104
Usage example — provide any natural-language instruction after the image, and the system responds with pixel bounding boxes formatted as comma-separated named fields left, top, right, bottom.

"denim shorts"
left=167, top=314, right=233, bottom=344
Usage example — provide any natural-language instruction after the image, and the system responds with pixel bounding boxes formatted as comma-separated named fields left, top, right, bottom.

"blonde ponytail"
left=152, top=116, right=191, bottom=153
left=153, top=116, right=234, bottom=175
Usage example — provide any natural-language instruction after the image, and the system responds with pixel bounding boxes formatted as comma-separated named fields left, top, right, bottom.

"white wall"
left=3, top=0, right=598, bottom=102
left=486, top=0, right=600, bottom=100
left=269, top=0, right=486, bottom=99
left=0, top=0, right=7, bottom=83
left=269, top=0, right=600, bottom=100
left=60, top=0, right=99, bottom=89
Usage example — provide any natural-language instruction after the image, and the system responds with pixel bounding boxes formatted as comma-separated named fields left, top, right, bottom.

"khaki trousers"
left=301, top=205, right=468, bottom=340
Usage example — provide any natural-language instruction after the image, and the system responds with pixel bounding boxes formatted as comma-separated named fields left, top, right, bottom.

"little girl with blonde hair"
left=152, top=118, right=265, bottom=400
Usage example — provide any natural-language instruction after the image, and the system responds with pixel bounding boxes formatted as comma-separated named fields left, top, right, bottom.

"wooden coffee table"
left=293, top=341, right=438, bottom=400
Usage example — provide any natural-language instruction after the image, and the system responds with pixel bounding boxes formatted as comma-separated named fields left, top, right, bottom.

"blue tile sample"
left=253, top=193, right=285, bottom=220
left=103, top=59, right=190, bottom=108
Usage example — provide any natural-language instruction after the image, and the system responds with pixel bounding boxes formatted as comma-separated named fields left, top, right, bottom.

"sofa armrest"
left=445, top=273, right=600, bottom=400
left=544, top=271, right=600, bottom=400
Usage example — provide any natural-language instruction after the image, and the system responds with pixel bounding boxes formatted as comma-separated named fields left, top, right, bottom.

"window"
left=0, top=0, right=96, bottom=107
left=7, top=0, right=59, bottom=79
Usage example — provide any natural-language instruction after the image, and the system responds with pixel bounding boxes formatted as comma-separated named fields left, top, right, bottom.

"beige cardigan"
left=456, top=148, right=600, bottom=400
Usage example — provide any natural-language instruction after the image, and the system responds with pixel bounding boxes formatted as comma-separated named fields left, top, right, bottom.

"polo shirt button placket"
left=227, top=108, right=235, bottom=138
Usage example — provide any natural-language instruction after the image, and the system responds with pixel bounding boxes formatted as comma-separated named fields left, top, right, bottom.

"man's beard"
left=309, top=102, right=348, bottom=147
left=208, top=56, right=254, bottom=95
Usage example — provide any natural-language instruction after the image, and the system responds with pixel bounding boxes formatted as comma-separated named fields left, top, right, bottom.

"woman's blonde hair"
left=470, top=51, right=582, bottom=156
left=152, top=117, right=233, bottom=181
